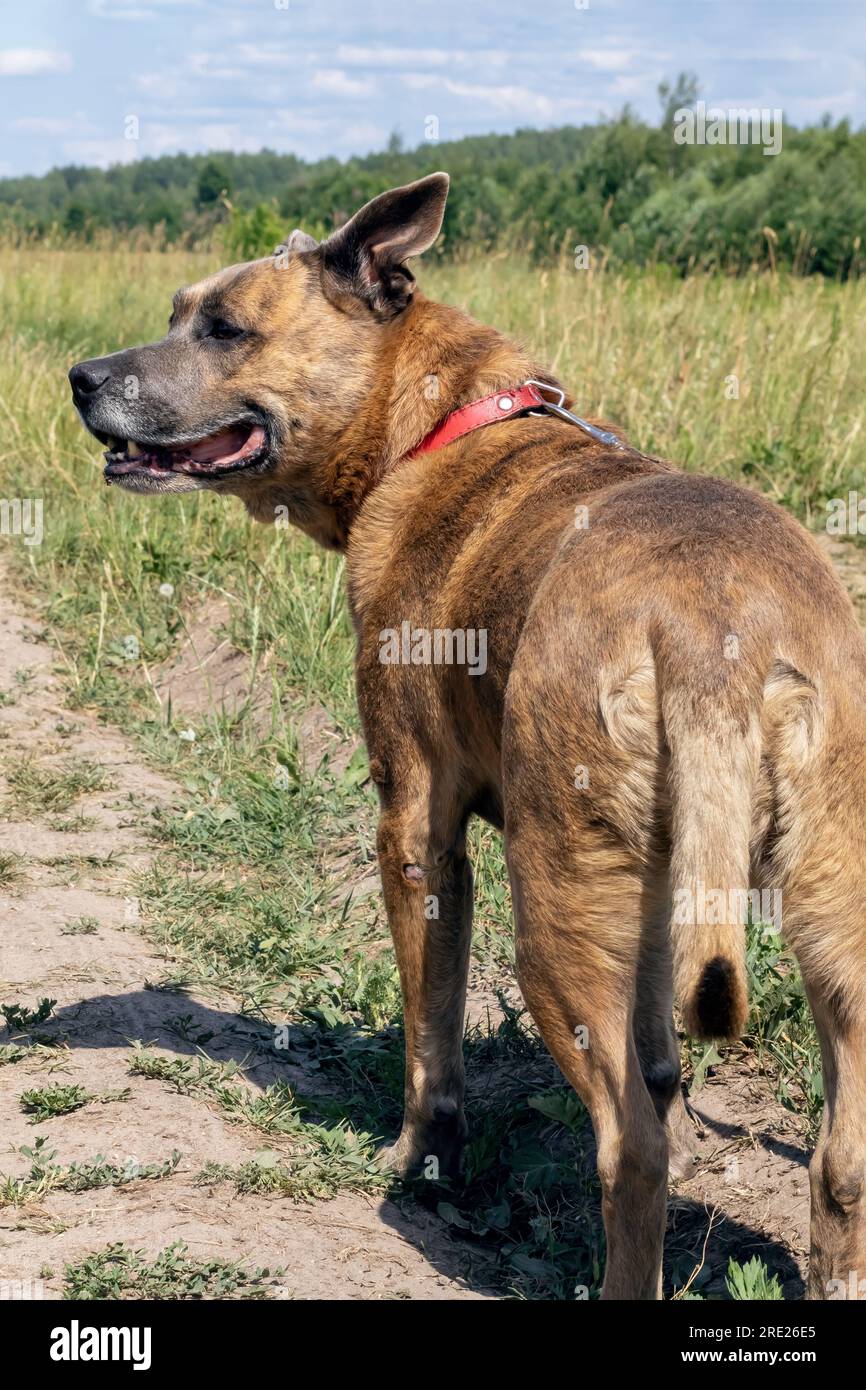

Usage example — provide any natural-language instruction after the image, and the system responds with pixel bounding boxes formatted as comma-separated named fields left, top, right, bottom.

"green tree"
left=196, top=158, right=232, bottom=208
left=658, top=72, right=700, bottom=128
left=63, top=200, right=87, bottom=235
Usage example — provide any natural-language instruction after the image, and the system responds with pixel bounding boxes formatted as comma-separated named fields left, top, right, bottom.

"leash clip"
left=523, top=379, right=624, bottom=449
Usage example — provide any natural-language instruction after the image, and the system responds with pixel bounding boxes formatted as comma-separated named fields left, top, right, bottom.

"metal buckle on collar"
left=523, top=378, right=624, bottom=450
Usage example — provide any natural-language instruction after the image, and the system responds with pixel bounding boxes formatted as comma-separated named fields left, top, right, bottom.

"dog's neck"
left=315, top=293, right=542, bottom=548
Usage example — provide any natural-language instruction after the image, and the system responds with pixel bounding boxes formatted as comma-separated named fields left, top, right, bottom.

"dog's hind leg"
left=507, top=818, right=669, bottom=1299
left=779, top=795, right=866, bottom=1296
left=633, top=899, right=697, bottom=1180
left=802, top=989, right=866, bottom=1299
left=784, top=868, right=866, bottom=1300
left=761, top=672, right=866, bottom=1298
left=374, top=759, right=473, bottom=1179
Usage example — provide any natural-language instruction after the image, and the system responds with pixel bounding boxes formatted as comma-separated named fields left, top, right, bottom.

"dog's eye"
left=208, top=319, right=244, bottom=341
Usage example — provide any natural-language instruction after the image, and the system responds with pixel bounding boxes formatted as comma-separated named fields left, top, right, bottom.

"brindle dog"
left=70, top=174, right=866, bottom=1300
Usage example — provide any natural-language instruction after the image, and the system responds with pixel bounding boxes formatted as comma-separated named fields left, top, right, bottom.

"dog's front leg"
left=374, top=787, right=473, bottom=1179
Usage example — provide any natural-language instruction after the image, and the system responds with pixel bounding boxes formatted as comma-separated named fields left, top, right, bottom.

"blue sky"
left=1, top=0, right=864, bottom=177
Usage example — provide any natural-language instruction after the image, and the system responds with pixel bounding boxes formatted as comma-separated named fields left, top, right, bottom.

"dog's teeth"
left=126, top=441, right=144, bottom=458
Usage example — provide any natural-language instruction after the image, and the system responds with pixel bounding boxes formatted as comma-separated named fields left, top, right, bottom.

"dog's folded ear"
left=319, top=172, right=449, bottom=319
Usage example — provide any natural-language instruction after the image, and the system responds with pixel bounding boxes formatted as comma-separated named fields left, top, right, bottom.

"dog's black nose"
left=69, top=362, right=109, bottom=403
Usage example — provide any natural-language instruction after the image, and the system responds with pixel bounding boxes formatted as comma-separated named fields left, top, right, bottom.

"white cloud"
left=133, top=72, right=188, bottom=100
left=179, top=49, right=295, bottom=82
left=269, top=111, right=332, bottom=136
left=191, top=123, right=263, bottom=152
left=611, top=74, right=655, bottom=98
left=576, top=48, right=635, bottom=71
left=234, top=43, right=305, bottom=69
left=0, top=49, right=72, bottom=77
left=172, top=42, right=307, bottom=72
left=13, top=114, right=94, bottom=135
left=402, top=75, right=593, bottom=121
left=336, top=45, right=508, bottom=69
left=89, top=2, right=153, bottom=16
left=311, top=69, right=377, bottom=98
left=337, top=121, right=389, bottom=148
left=60, top=138, right=140, bottom=168
left=138, top=122, right=189, bottom=152
left=63, top=122, right=261, bottom=164
left=89, top=0, right=204, bottom=18
left=267, top=107, right=389, bottom=149
left=794, top=89, right=858, bottom=113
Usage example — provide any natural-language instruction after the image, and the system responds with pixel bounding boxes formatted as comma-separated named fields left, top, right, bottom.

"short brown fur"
left=71, top=175, right=866, bottom=1300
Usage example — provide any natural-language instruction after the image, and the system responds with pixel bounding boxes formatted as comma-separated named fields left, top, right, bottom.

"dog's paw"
left=377, top=1115, right=467, bottom=1181
left=376, top=1136, right=418, bottom=1177
left=666, top=1092, right=700, bottom=1181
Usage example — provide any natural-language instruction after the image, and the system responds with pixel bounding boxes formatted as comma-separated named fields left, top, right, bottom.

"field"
left=1, top=245, right=865, bottom=1299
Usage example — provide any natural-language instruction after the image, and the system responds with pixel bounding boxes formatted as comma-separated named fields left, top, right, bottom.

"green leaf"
left=340, top=746, right=369, bottom=789
left=436, top=1201, right=473, bottom=1230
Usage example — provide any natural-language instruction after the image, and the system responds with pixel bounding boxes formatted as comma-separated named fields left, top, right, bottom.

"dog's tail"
left=663, top=682, right=759, bottom=1042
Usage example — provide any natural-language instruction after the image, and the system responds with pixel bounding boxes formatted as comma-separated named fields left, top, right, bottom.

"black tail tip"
left=691, top=955, right=746, bottom=1040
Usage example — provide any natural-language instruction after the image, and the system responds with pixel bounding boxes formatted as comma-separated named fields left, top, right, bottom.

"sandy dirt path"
left=1, top=532, right=862, bottom=1300
left=0, top=564, right=490, bottom=1300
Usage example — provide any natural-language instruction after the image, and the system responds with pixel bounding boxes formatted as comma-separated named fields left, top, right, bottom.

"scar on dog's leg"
left=508, top=823, right=668, bottom=1300
left=375, top=775, right=472, bottom=1179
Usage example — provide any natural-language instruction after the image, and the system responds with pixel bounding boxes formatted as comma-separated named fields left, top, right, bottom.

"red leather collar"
left=406, top=382, right=547, bottom=459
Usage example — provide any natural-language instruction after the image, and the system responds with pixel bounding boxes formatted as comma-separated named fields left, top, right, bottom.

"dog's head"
left=69, top=173, right=449, bottom=541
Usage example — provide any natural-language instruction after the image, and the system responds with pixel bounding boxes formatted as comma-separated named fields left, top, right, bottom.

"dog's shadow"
left=6, top=988, right=807, bottom=1301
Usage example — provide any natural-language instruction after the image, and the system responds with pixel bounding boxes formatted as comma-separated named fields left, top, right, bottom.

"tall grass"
left=1, top=244, right=859, bottom=1018
left=2, top=248, right=863, bottom=732
left=0, top=248, right=848, bottom=1291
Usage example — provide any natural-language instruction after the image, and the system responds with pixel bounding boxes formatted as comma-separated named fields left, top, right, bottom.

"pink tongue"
left=183, top=424, right=264, bottom=465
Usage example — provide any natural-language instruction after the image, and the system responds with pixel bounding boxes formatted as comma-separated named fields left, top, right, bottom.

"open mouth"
left=103, top=422, right=268, bottom=481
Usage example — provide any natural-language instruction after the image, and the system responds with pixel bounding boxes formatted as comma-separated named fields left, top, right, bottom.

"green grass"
left=127, top=1046, right=388, bottom=1201
left=0, top=1042, right=67, bottom=1069
left=49, top=813, right=98, bottom=833
left=0, top=853, right=24, bottom=888
left=745, top=921, right=824, bottom=1131
left=0, top=1044, right=30, bottom=1067
left=60, top=915, right=100, bottom=935
left=2, top=757, right=110, bottom=818
left=1, top=998, right=56, bottom=1032
left=726, top=1256, right=784, bottom=1301
left=19, top=1083, right=95, bottom=1122
left=62, top=1241, right=282, bottom=1300
left=0, top=1136, right=180, bottom=1207
left=0, top=246, right=845, bottom=1297
left=19, top=1082, right=130, bottom=1124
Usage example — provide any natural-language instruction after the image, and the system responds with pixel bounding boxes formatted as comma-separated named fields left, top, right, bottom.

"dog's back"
left=71, top=172, right=866, bottom=1300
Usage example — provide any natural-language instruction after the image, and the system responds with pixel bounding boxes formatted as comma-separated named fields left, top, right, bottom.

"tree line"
left=1, top=78, right=864, bottom=276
